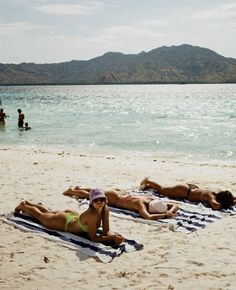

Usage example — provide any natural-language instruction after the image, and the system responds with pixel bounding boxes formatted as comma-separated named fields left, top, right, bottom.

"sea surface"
left=0, top=84, right=236, bottom=161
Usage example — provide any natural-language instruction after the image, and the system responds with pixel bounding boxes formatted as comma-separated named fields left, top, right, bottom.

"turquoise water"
left=0, top=84, right=236, bottom=161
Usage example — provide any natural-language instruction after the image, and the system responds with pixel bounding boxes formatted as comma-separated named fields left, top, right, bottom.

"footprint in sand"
left=186, top=260, right=204, bottom=266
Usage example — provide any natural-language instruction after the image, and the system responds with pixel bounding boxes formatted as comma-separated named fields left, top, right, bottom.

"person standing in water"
left=17, top=109, right=25, bottom=128
left=0, top=108, right=6, bottom=126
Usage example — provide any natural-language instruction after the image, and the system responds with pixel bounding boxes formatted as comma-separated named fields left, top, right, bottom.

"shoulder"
left=85, top=207, right=97, bottom=217
left=104, top=204, right=109, bottom=211
left=102, top=205, right=110, bottom=222
left=82, top=208, right=97, bottom=223
left=102, top=204, right=110, bottom=215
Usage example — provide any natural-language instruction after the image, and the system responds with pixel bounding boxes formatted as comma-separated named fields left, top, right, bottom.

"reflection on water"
left=0, top=84, right=236, bottom=161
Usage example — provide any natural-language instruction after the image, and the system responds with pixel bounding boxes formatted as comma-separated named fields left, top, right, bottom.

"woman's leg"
left=15, top=201, right=67, bottom=231
left=24, top=201, right=51, bottom=213
left=140, top=178, right=188, bottom=198
left=140, top=178, right=162, bottom=191
left=74, top=186, right=92, bottom=191
left=63, top=188, right=90, bottom=199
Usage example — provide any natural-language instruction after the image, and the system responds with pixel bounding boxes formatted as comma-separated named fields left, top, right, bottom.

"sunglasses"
left=93, top=197, right=106, bottom=203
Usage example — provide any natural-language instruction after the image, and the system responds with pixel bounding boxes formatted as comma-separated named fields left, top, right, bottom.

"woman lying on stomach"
left=15, top=188, right=124, bottom=245
left=140, top=178, right=236, bottom=210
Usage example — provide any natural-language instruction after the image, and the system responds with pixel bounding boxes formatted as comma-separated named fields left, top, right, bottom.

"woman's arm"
left=102, top=206, right=124, bottom=244
left=166, top=203, right=179, bottom=217
left=102, top=206, right=112, bottom=235
left=87, top=207, right=123, bottom=244
left=233, top=197, right=236, bottom=205
left=138, top=203, right=170, bottom=220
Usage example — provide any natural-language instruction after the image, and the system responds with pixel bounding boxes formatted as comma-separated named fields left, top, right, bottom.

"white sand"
left=0, top=146, right=236, bottom=290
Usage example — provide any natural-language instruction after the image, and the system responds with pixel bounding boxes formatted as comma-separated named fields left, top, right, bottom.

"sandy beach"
left=0, top=146, right=236, bottom=290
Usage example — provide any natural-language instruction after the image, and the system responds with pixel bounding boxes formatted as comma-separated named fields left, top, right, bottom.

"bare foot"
left=140, top=177, right=150, bottom=190
left=15, top=201, right=26, bottom=214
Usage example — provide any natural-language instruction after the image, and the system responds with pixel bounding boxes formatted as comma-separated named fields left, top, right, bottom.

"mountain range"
left=1, top=44, right=236, bottom=85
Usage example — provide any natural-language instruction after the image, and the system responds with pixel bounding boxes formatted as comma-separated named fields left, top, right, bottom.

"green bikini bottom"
left=64, top=212, right=88, bottom=233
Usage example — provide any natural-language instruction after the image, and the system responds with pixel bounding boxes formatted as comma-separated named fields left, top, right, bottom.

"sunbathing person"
left=15, top=189, right=124, bottom=245
left=140, top=178, right=236, bottom=210
left=63, top=186, right=179, bottom=220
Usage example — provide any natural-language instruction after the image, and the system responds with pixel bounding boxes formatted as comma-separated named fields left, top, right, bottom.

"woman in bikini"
left=140, top=178, right=236, bottom=210
left=15, top=189, right=124, bottom=245
left=63, top=187, right=179, bottom=220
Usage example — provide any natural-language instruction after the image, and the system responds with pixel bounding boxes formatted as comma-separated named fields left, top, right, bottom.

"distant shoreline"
left=1, top=45, right=236, bottom=85
left=0, top=81, right=236, bottom=86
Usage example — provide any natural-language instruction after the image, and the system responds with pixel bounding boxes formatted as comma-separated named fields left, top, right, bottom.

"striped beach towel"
left=109, top=204, right=224, bottom=234
left=77, top=190, right=236, bottom=234
left=1, top=212, right=143, bottom=263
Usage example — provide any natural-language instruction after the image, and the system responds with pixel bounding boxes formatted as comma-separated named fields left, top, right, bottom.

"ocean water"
left=0, top=84, right=236, bottom=161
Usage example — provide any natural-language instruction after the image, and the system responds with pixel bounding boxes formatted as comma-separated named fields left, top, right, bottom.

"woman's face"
left=92, top=197, right=106, bottom=209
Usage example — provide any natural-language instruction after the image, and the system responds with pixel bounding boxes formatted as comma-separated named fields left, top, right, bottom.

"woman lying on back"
left=15, top=188, right=124, bottom=245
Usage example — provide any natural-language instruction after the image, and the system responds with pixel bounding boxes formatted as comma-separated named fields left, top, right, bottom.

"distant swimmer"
left=0, top=108, right=6, bottom=126
left=17, top=109, right=25, bottom=128
left=24, top=122, right=31, bottom=131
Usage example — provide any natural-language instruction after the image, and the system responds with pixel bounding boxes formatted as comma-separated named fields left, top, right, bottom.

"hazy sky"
left=1, top=0, right=236, bottom=63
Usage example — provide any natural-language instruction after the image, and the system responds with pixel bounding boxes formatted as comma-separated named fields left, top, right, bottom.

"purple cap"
left=89, top=188, right=107, bottom=205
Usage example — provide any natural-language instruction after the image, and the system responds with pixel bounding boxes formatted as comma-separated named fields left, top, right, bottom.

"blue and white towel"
left=109, top=204, right=224, bottom=234
left=77, top=189, right=236, bottom=234
left=1, top=213, right=143, bottom=263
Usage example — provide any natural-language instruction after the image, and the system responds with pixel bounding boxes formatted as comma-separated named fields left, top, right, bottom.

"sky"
left=1, top=0, right=236, bottom=64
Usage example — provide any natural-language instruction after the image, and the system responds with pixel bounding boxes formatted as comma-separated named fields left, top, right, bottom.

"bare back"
left=106, top=190, right=152, bottom=212
left=18, top=112, right=24, bottom=121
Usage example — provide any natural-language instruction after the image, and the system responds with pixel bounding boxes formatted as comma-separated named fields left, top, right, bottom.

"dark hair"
left=18, top=109, right=21, bottom=113
left=216, top=191, right=234, bottom=209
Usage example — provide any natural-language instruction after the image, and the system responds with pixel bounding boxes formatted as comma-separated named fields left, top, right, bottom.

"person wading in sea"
left=17, top=109, right=25, bottom=128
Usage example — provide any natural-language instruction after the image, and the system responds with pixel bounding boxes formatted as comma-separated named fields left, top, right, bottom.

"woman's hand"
left=165, top=210, right=177, bottom=218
